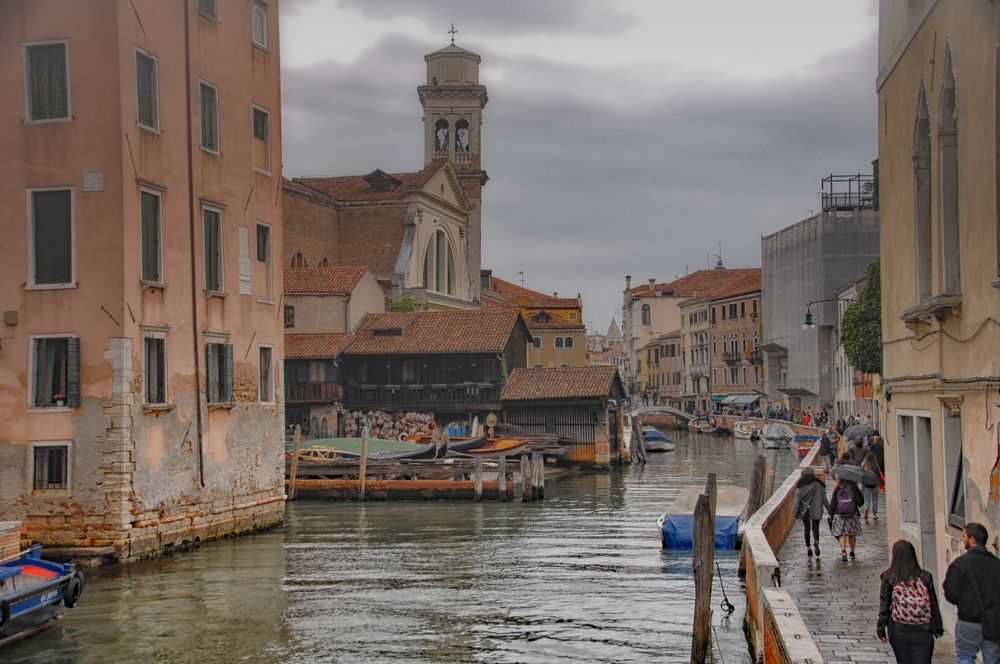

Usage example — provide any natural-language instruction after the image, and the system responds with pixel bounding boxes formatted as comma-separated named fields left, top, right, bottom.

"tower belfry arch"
left=418, top=37, right=488, bottom=299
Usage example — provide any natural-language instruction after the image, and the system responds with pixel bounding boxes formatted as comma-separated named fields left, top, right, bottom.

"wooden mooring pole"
left=521, top=455, right=532, bottom=502
left=765, top=448, right=779, bottom=498
left=288, top=425, right=301, bottom=501
left=633, top=419, right=647, bottom=464
left=497, top=454, right=508, bottom=501
left=358, top=425, right=369, bottom=501
left=474, top=457, right=484, bottom=502
left=531, top=452, right=545, bottom=501
left=690, top=476, right=717, bottom=664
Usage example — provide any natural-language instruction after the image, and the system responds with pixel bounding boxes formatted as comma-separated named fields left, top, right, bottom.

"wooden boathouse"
left=501, top=366, right=626, bottom=466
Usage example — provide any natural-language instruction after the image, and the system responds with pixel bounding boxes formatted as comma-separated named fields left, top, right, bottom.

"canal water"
left=6, top=430, right=798, bottom=664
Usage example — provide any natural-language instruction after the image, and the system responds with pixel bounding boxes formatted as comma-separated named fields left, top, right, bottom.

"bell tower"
left=418, top=33, right=488, bottom=300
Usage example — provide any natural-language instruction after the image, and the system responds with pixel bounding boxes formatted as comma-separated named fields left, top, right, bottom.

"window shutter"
left=156, top=340, right=166, bottom=402
left=223, top=344, right=234, bottom=402
left=238, top=225, right=252, bottom=295
left=66, top=338, right=81, bottom=407
left=33, top=340, right=46, bottom=407
left=206, top=343, right=218, bottom=402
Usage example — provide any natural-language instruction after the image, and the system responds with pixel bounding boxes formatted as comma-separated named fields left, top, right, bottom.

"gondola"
left=457, top=438, right=528, bottom=458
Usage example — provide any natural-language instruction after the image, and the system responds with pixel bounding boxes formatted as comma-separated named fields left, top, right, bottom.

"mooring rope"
left=715, top=561, right=736, bottom=615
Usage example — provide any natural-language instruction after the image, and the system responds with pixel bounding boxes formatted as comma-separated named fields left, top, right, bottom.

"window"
left=532, top=337, right=541, bottom=349
left=943, top=409, right=966, bottom=528
left=200, top=82, right=219, bottom=152
left=198, top=0, right=217, bottom=18
left=255, top=222, right=272, bottom=299
left=741, top=302, right=746, bottom=318
left=423, top=229, right=455, bottom=295
left=144, top=336, right=166, bottom=404
left=29, top=188, right=74, bottom=286
left=252, top=106, right=270, bottom=172
left=31, top=337, right=79, bottom=407
left=33, top=444, right=69, bottom=490
left=203, top=207, right=223, bottom=291
left=742, top=333, right=747, bottom=352
left=555, top=337, right=564, bottom=348
left=743, top=367, right=748, bottom=385
left=641, top=304, right=650, bottom=325
left=291, top=251, right=306, bottom=268
left=284, top=305, right=295, bottom=328
left=141, top=189, right=161, bottom=282
left=569, top=311, right=577, bottom=320
left=206, top=342, right=233, bottom=403
left=564, top=337, right=574, bottom=349
left=252, top=4, right=268, bottom=48
left=259, top=346, right=273, bottom=402
left=754, top=367, right=759, bottom=384
left=401, top=361, right=415, bottom=383
left=308, top=361, right=326, bottom=382
left=710, top=307, right=716, bottom=324
left=25, top=42, right=69, bottom=121
left=939, top=48, right=960, bottom=294
left=730, top=304, right=738, bottom=318
left=136, top=50, right=158, bottom=130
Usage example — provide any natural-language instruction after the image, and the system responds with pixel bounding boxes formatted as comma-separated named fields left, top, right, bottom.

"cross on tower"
left=448, top=23, right=458, bottom=45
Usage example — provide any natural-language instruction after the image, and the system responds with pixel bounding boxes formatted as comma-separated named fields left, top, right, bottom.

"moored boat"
left=656, top=485, right=750, bottom=549
left=641, top=427, right=675, bottom=452
left=733, top=420, right=760, bottom=440
left=308, top=437, right=443, bottom=460
left=791, top=434, right=818, bottom=456
left=0, top=545, right=83, bottom=650
left=761, top=423, right=795, bottom=449
left=459, top=438, right=528, bottom=458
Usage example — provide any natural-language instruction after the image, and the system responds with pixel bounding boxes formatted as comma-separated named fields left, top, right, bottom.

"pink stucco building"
left=0, top=0, right=285, bottom=562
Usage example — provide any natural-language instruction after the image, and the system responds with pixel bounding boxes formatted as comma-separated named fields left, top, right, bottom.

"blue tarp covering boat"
left=660, top=514, right=741, bottom=549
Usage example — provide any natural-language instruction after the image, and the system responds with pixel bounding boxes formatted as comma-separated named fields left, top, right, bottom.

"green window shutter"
left=66, top=338, right=81, bottom=407
left=223, top=344, right=234, bottom=402
left=33, top=340, right=46, bottom=407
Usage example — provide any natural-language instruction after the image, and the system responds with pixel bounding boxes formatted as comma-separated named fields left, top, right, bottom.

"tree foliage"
left=840, top=260, right=882, bottom=374
left=389, top=297, right=416, bottom=312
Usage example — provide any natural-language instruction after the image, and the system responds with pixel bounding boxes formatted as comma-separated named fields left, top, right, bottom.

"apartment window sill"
left=27, top=406, right=76, bottom=414
left=25, top=282, right=78, bottom=291
left=198, top=10, right=218, bottom=23
left=256, top=298, right=276, bottom=306
left=143, top=403, right=176, bottom=414
left=31, top=489, right=71, bottom=497
left=142, top=280, right=167, bottom=291
left=252, top=42, right=270, bottom=54
left=902, top=293, right=962, bottom=329
left=205, top=290, right=227, bottom=300
left=24, top=116, right=73, bottom=126
left=208, top=402, right=234, bottom=411
left=200, top=146, right=221, bottom=157
left=138, top=123, right=161, bottom=135
left=254, top=167, right=272, bottom=177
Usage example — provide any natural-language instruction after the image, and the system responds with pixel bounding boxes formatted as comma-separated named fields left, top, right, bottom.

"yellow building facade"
left=878, top=0, right=1000, bottom=625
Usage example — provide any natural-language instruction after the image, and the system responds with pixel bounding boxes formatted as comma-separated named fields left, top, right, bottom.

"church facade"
left=283, top=41, right=488, bottom=310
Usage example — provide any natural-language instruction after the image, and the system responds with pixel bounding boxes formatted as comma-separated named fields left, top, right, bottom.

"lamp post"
left=802, top=298, right=855, bottom=329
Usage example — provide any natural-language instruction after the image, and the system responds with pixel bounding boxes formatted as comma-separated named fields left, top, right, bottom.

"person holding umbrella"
left=794, top=467, right=830, bottom=558
left=862, top=451, right=883, bottom=521
left=829, top=469, right=866, bottom=561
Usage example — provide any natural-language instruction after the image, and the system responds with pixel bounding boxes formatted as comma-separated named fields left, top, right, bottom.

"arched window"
left=310, top=417, right=318, bottom=437
left=291, top=251, right=306, bottom=268
left=555, top=337, right=564, bottom=348
left=753, top=331, right=759, bottom=350
left=742, top=332, right=747, bottom=352
left=455, top=119, right=470, bottom=153
left=641, top=304, right=650, bottom=325
left=564, top=337, right=574, bottom=348
left=939, top=48, right=960, bottom=294
left=320, top=417, right=328, bottom=437
left=422, top=228, right=456, bottom=296
left=319, top=257, right=330, bottom=267
left=434, top=119, right=449, bottom=154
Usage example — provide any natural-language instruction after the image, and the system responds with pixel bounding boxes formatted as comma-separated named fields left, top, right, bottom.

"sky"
left=279, top=0, right=879, bottom=332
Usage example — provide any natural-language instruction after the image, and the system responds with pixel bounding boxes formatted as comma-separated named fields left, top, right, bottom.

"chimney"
left=553, top=292, right=558, bottom=297
left=625, top=275, right=632, bottom=290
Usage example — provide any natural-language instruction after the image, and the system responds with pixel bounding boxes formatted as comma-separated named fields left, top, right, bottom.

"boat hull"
left=1, top=547, right=81, bottom=651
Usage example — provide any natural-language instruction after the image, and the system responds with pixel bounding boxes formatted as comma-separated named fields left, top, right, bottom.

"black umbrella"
left=844, top=424, right=876, bottom=440
left=833, top=464, right=881, bottom=488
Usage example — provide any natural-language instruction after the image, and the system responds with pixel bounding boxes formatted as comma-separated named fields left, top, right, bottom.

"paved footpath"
left=778, top=506, right=956, bottom=663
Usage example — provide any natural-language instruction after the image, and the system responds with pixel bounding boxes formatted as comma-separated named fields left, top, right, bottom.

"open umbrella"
left=833, top=464, right=881, bottom=488
left=844, top=424, right=876, bottom=440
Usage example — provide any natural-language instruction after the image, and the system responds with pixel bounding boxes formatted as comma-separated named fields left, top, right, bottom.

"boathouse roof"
left=285, top=333, right=352, bottom=359
left=501, top=366, right=622, bottom=402
left=342, top=309, right=527, bottom=355
left=284, top=266, right=370, bottom=295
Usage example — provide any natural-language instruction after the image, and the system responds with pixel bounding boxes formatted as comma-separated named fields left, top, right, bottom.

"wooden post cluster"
left=632, top=419, right=647, bottom=464
left=690, top=474, right=717, bottom=664
left=497, top=454, right=508, bottom=501
left=288, top=425, right=301, bottom=501
left=520, top=452, right=547, bottom=502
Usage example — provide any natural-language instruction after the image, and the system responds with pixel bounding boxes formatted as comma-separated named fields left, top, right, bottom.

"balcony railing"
left=285, top=382, right=340, bottom=403
left=688, top=363, right=708, bottom=377
left=722, top=351, right=741, bottom=365
left=746, top=350, right=764, bottom=365
left=344, top=382, right=501, bottom=410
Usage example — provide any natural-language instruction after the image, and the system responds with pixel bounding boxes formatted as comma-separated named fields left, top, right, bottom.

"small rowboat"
left=1, top=545, right=83, bottom=650
left=641, top=427, right=675, bottom=452
left=733, top=420, right=760, bottom=440
left=459, top=438, right=528, bottom=458
left=791, top=434, right=818, bottom=457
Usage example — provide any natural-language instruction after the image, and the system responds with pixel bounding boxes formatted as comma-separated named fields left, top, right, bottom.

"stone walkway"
left=778, top=505, right=956, bottom=663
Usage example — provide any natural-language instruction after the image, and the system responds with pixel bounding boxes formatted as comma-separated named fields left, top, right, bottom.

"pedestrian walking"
left=793, top=467, right=830, bottom=558
left=870, top=434, right=886, bottom=478
left=943, top=522, right=1000, bottom=664
left=862, top=451, right=882, bottom=521
left=818, top=426, right=838, bottom=470
left=829, top=476, right=864, bottom=561
left=848, top=437, right=867, bottom=465
left=877, top=539, right=944, bottom=664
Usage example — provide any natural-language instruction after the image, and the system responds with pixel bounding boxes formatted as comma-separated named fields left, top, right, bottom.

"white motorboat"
left=761, top=422, right=795, bottom=449
left=733, top=420, right=760, bottom=440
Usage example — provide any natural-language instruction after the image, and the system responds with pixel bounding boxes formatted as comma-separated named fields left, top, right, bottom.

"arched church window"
left=455, top=119, right=470, bottom=153
left=423, top=228, right=456, bottom=296
left=291, top=251, right=306, bottom=268
left=939, top=47, right=960, bottom=294
left=434, top=119, right=449, bottom=154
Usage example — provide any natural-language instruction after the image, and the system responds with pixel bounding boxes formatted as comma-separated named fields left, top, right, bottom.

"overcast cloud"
left=280, top=1, right=878, bottom=330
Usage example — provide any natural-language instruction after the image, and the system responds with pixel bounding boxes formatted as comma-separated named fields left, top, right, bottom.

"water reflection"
left=6, top=429, right=797, bottom=663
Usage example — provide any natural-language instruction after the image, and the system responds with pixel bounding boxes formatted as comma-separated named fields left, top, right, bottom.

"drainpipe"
left=183, top=0, right=206, bottom=487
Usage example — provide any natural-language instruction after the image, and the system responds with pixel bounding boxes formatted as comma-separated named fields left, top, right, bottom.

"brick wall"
left=0, top=521, right=20, bottom=559
left=337, top=206, right=408, bottom=279
left=283, top=190, right=340, bottom=269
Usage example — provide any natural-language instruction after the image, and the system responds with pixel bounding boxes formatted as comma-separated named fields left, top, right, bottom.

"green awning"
left=711, top=394, right=728, bottom=402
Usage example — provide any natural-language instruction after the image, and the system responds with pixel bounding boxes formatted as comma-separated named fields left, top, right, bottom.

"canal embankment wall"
left=737, top=420, right=827, bottom=664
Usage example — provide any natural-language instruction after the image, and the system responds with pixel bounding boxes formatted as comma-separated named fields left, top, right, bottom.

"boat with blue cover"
left=0, top=544, right=83, bottom=649
left=656, top=485, right=750, bottom=550
left=641, top=427, right=675, bottom=452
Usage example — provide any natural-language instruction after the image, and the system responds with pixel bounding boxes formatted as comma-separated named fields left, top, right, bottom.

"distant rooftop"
left=820, top=172, right=878, bottom=213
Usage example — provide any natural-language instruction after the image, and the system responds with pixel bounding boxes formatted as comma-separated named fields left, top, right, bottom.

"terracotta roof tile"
left=342, top=309, right=525, bottom=355
left=501, top=366, right=621, bottom=401
left=487, top=276, right=581, bottom=309
left=285, top=333, right=351, bottom=359
left=524, top=310, right=585, bottom=331
left=284, top=266, right=369, bottom=295
left=292, top=159, right=449, bottom=203
left=626, top=268, right=761, bottom=298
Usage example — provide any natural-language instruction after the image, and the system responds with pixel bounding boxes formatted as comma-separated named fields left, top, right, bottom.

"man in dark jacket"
left=943, top=522, right=1000, bottom=664
left=869, top=435, right=885, bottom=477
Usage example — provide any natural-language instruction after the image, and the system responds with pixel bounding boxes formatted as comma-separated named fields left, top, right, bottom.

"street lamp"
left=802, top=298, right=855, bottom=330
